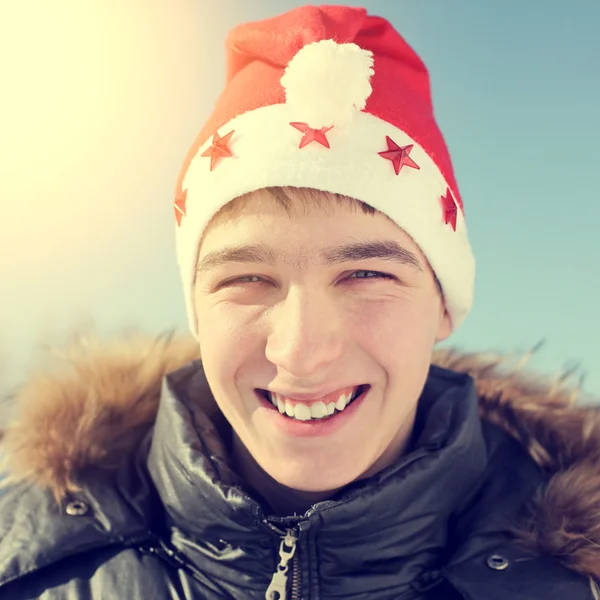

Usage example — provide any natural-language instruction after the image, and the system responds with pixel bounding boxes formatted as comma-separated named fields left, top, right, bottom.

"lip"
left=261, top=384, right=364, bottom=403
left=254, top=385, right=371, bottom=438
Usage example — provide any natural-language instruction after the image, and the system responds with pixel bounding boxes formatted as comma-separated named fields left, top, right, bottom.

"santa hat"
left=174, top=5, right=475, bottom=337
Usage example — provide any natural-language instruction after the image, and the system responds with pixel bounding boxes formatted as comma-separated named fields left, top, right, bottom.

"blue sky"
left=1, top=0, right=598, bottom=398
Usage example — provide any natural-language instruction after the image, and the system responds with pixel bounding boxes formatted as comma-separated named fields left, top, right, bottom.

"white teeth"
left=276, top=396, right=285, bottom=413
left=269, top=387, right=363, bottom=422
left=294, top=403, right=311, bottom=421
left=285, top=401, right=295, bottom=418
left=335, top=393, right=350, bottom=411
left=310, top=401, right=327, bottom=419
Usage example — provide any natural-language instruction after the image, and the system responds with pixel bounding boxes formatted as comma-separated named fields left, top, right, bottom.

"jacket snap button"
left=65, top=500, right=90, bottom=517
left=486, top=554, right=509, bottom=571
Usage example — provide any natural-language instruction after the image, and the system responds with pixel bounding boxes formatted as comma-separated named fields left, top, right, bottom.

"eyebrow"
left=196, top=240, right=423, bottom=275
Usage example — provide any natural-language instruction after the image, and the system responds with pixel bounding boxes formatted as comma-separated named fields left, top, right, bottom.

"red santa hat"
left=174, top=5, right=475, bottom=337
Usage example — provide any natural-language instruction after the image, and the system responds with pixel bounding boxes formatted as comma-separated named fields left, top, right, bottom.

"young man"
left=1, top=5, right=599, bottom=599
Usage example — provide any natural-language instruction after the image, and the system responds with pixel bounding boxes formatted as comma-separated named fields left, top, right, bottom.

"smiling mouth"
left=257, top=384, right=368, bottom=422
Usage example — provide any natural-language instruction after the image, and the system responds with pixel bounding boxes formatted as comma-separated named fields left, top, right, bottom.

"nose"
left=264, top=286, right=345, bottom=378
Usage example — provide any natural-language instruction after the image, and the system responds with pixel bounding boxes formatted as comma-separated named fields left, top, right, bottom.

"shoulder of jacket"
left=434, top=348, right=600, bottom=585
left=0, top=468, right=153, bottom=589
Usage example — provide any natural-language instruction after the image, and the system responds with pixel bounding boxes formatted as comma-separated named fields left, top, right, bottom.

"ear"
left=435, top=305, right=453, bottom=342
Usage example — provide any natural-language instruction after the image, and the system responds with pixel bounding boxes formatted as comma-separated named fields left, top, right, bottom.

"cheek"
left=199, top=303, right=267, bottom=350
left=359, top=301, right=441, bottom=391
left=353, top=296, right=440, bottom=348
left=195, top=303, right=266, bottom=385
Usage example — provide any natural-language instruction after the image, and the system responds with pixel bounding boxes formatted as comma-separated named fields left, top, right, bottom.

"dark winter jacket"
left=0, top=333, right=599, bottom=599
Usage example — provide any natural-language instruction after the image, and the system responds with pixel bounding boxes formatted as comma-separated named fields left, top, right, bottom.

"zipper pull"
left=265, top=529, right=297, bottom=600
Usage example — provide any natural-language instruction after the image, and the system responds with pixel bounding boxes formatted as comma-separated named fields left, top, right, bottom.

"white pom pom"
left=281, top=39, right=374, bottom=129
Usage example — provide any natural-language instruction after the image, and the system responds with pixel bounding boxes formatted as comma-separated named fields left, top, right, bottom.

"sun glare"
left=0, top=1, right=174, bottom=269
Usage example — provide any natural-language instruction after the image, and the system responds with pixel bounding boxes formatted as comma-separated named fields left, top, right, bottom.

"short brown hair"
left=205, top=186, right=379, bottom=231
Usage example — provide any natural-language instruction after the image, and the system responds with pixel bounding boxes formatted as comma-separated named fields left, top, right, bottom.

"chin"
left=270, top=459, right=367, bottom=493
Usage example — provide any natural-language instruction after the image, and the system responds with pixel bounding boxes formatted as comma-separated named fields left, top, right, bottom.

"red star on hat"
left=201, top=130, right=235, bottom=171
left=290, top=122, right=333, bottom=149
left=441, top=188, right=458, bottom=231
left=378, top=137, right=420, bottom=175
left=174, top=189, right=187, bottom=226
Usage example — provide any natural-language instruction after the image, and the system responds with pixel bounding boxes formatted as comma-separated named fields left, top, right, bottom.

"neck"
left=230, top=413, right=416, bottom=517
left=231, top=435, right=335, bottom=516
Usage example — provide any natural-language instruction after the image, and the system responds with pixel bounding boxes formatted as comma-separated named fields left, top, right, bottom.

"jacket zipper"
left=263, top=503, right=333, bottom=600
left=265, top=528, right=300, bottom=600
left=290, top=550, right=300, bottom=600
left=135, top=529, right=303, bottom=598
left=261, top=452, right=431, bottom=600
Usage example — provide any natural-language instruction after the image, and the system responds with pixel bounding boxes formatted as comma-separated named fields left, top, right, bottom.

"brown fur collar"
left=1, top=332, right=599, bottom=585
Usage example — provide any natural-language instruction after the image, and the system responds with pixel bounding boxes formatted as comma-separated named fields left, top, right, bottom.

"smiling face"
left=193, top=187, right=452, bottom=492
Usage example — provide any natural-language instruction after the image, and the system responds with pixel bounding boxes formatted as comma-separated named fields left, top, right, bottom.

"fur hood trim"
left=0, top=332, right=599, bottom=583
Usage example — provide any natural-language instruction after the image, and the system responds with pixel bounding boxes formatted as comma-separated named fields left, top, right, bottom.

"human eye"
left=221, top=274, right=268, bottom=287
left=347, top=270, right=397, bottom=281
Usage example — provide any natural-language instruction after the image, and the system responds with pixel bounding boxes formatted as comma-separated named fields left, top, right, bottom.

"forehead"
left=203, top=188, right=399, bottom=244
left=197, top=192, right=427, bottom=275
